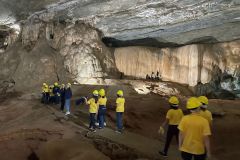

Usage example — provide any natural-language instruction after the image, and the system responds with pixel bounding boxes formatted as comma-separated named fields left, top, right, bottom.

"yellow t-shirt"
left=178, top=114, right=211, bottom=155
left=166, top=109, right=184, bottom=125
left=200, top=110, right=213, bottom=124
left=98, top=97, right=107, bottom=106
left=42, top=86, right=49, bottom=93
left=87, top=98, right=98, bottom=113
left=116, top=97, right=125, bottom=112
left=49, top=88, right=54, bottom=96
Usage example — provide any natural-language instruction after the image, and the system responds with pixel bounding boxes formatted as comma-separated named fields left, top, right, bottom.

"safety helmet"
left=99, top=89, right=105, bottom=96
left=54, top=82, right=58, bottom=86
left=186, top=97, right=202, bottom=109
left=117, top=90, right=123, bottom=96
left=198, top=96, right=209, bottom=105
left=43, top=83, right=47, bottom=86
left=168, top=96, right=179, bottom=105
left=93, top=90, right=99, bottom=96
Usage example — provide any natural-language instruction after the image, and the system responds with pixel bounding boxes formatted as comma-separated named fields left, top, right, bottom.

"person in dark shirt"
left=60, top=84, right=66, bottom=112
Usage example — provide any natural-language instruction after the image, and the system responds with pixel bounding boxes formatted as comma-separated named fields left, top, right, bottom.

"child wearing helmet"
left=85, top=90, right=99, bottom=132
left=48, top=85, right=55, bottom=104
left=159, top=96, right=184, bottom=157
left=115, top=90, right=125, bottom=134
left=41, top=83, right=49, bottom=104
left=97, top=89, right=107, bottom=129
left=178, top=97, right=211, bottom=160
left=198, top=96, right=213, bottom=125
left=53, top=82, right=61, bottom=104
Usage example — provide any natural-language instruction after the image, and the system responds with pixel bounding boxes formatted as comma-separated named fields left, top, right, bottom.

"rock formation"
left=114, top=41, right=240, bottom=96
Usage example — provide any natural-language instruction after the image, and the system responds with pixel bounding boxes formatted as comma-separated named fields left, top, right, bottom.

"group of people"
left=41, top=82, right=72, bottom=115
left=41, top=83, right=125, bottom=133
left=42, top=82, right=213, bottom=159
left=84, top=89, right=125, bottom=133
left=146, top=71, right=161, bottom=80
left=159, top=96, right=212, bottom=160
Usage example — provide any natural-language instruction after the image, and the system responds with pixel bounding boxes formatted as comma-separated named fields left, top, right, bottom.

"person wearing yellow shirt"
left=115, top=90, right=125, bottom=134
left=85, top=90, right=99, bottom=132
left=198, top=96, right=213, bottom=125
left=159, top=96, right=184, bottom=157
left=178, top=97, right=211, bottom=160
left=49, top=85, right=54, bottom=104
left=97, top=88, right=107, bottom=129
left=41, top=83, right=49, bottom=104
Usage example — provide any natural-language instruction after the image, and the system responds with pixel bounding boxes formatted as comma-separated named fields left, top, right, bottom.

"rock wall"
left=19, top=0, right=240, bottom=47
left=20, top=21, right=118, bottom=85
left=0, top=20, right=119, bottom=92
left=114, top=41, right=240, bottom=91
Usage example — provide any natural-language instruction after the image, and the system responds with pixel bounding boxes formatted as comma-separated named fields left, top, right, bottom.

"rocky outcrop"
left=0, top=20, right=118, bottom=90
left=114, top=40, right=240, bottom=96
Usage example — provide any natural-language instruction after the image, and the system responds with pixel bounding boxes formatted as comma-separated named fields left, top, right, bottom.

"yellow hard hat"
left=99, top=89, right=105, bottom=96
left=186, top=97, right=202, bottom=109
left=93, top=90, right=99, bottom=96
left=54, top=82, right=58, bottom=86
left=117, top=90, right=123, bottom=96
left=198, top=96, right=209, bottom=105
left=43, top=83, right=47, bottom=86
left=168, top=96, right=179, bottom=105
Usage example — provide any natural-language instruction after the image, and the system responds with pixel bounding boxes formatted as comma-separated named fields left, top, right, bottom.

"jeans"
left=181, top=152, right=206, bottom=160
left=65, top=99, right=71, bottom=112
left=99, top=106, right=106, bottom=128
left=89, top=113, right=96, bottom=129
left=116, top=112, right=123, bottom=131
left=163, top=125, right=179, bottom=154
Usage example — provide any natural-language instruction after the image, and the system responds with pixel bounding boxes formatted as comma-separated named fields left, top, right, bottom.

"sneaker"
left=115, top=130, right=122, bottom=134
left=89, top=127, right=94, bottom=130
left=95, top=122, right=99, bottom=126
left=92, top=129, right=96, bottom=133
left=104, top=122, right=107, bottom=127
left=65, top=111, right=70, bottom=115
left=159, top=151, right=168, bottom=157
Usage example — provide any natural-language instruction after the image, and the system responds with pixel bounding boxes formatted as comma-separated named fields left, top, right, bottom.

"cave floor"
left=0, top=86, right=240, bottom=160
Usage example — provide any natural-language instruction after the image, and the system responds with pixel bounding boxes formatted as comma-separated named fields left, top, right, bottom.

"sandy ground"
left=0, top=82, right=240, bottom=160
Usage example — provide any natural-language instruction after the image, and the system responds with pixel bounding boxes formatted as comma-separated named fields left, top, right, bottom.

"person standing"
left=60, top=84, right=66, bottom=112
left=198, top=96, right=213, bottom=125
left=115, top=90, right=125, bottom=134
left=85, top=90, right=99, bottom=132
left=159, top=96, right=184, bottom=157
left=98, top=88, right=107, bottom=129
left=53, top=82, right=60, bottom=104
left=64, top=83, right=72, bottom=115
left=178, top=97, right=211, bottom=160
left=48, top=85, right=54, bottom=104
left=41, top=83, right=49, bottom=104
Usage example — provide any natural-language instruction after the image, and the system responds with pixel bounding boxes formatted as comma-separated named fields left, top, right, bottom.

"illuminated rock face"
left=20, top=22, right=117, bottom=85
left=114, top=41, right=240, bottom=88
